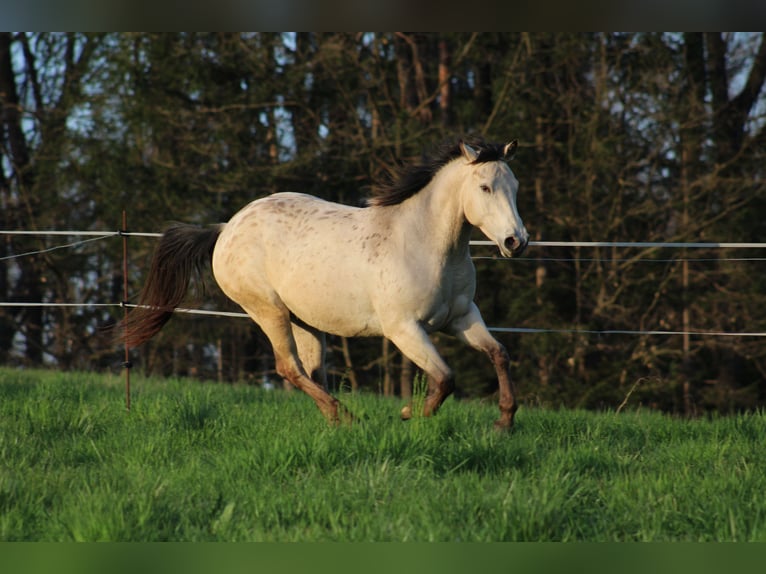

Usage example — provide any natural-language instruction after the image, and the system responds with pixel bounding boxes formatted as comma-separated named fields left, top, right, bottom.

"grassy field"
left=1, top=366, right=765, bottom=542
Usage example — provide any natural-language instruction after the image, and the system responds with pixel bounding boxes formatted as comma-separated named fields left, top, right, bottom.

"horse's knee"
left=274, top=358, right=289, bottom=379
left=275, top=357, right=303, bottom=383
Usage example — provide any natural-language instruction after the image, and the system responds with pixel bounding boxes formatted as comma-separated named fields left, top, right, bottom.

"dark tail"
left=120, top=223, right=222, bottom=348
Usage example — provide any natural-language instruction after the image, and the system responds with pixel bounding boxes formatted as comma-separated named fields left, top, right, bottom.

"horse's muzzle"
left=504, top=235, right=528, bottom=257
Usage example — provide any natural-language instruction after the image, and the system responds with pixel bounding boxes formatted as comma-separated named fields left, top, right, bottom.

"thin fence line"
left=4, top=230, right=763, bottom=265
left=489, top=326, right=766, bottom=338
left=472, top=256, right=766, bottom=263
left=0, top=231, right=158, bottom=265
left=121, top=303, right=766, bottom=337
left=2, top=230, right=765, bottom=249
left=471, top=240, right=766, bottom=249
left=122, top=302, right=250, bottom=318
left=0, top=234, right=114, bottom=262
left=1, top=230, right=764, bottom=265
left=121, top=232, right=162, bottom=238
left=0, top=230, right=120, bottom=237
left=1, top=230, right=765, bottom=338
left=0, top=302, right=119, bottom=308
left=2, top=301, right=765, bottom=337
left=0, top=230, right=162, bottom=238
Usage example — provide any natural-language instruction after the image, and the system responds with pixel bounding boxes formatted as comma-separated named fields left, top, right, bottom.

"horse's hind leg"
left=291, top=321, right=327, bottom=390
left=243, top=304, right=343, bottom=424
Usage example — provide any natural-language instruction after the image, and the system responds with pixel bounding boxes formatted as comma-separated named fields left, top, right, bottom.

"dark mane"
left=366, top=137, right=507, bottom=207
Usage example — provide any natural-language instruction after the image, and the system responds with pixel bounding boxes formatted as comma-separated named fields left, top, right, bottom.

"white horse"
left=124, top=138, right=528, bottom=429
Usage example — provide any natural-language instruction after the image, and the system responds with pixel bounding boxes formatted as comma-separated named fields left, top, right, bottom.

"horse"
left=123, top=137, right=529, bottom=429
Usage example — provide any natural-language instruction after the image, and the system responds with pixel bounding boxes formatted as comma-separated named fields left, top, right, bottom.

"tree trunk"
left=382, top=337, right=392, bottom=396
left=0, top=32, right=44, bottom=364
left=678, top=33, right=707, bottom=415
left=534, top=116, right=549, bottom=387
left=438, top=37, right=451, bottom=127
left=474, top=61, right=492, bottom=118
left=0, top=158, right=12, bottom=362
left=340, top=336, right=359, bottom=391
left=400, top=355, right=413, bottom=400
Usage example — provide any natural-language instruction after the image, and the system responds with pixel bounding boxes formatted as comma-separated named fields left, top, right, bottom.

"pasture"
left=1, top=367, right=765, bottom=541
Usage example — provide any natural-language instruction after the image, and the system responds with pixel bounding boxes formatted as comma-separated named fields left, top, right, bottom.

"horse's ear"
left=503, top=140, right=518, bottom=160
left=459, top=141, right=479, bottom=162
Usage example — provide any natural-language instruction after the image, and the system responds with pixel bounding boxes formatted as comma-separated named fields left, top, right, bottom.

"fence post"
left=121, top=210, right=131, bottom=412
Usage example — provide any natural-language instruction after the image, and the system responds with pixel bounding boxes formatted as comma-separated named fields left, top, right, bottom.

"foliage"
left=2, top=368, right=766, bottom=541
left=1, top=33, right=766, bottom=413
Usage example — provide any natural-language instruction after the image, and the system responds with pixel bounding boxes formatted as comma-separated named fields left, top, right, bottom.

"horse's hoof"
left=400, top=405, right=412, bottom=420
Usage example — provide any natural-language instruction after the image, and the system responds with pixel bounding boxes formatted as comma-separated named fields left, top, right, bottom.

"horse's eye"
left=480, top=185, right=491, bottom=193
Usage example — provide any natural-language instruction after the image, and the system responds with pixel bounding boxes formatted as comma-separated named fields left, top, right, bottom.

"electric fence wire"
left=2, top=229, right=765, bottom=338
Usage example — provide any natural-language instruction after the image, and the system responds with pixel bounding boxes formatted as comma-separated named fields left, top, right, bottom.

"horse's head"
left=459, top=140, right=529, bottom=257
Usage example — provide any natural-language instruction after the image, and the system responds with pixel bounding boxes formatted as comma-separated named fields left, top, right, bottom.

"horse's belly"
left=271, top=249, right=382, bottom=337
left=280, top=278, right=382, bottom=337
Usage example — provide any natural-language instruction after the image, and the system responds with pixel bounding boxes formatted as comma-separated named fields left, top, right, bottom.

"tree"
left=1, top=32, right=105, bottom=366
left=2, top=33, right=765, bottom=414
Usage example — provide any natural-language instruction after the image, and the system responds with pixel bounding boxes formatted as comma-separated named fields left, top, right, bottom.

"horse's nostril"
left=504, top=235, right=528, bottom=255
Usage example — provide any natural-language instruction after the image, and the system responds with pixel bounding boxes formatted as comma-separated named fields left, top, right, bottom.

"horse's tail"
left=120, top=223, right=222, bottom=348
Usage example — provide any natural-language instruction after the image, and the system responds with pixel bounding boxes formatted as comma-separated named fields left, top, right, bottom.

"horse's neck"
left=388, top=163, right=472, bottom=259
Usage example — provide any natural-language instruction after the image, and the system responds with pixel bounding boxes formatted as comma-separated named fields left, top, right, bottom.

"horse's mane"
left=366, top=136, right=507, bottom=207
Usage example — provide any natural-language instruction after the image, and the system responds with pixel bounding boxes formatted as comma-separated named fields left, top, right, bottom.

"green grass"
left=1, top=367, right=765, bottom=541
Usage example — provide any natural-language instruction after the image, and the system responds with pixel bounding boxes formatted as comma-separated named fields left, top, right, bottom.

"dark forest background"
left=2, top=33, right=765, bottom=414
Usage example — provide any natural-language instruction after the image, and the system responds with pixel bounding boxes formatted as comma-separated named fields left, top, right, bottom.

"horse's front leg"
left=386, top=322, right=454, bottom=419
left=450, top=303, right=518, bottom=430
